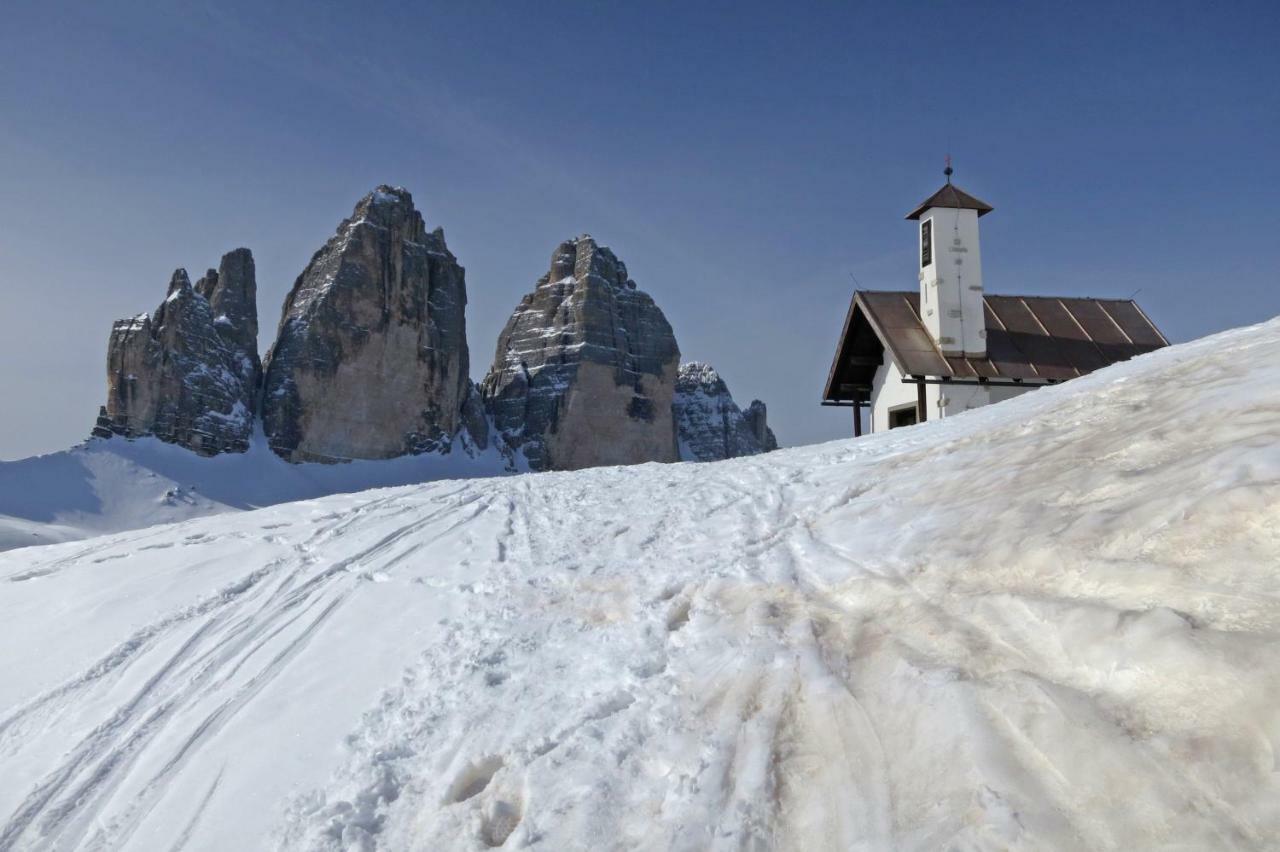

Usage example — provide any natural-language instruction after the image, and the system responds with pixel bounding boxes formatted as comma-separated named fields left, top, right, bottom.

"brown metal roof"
left=823, top=290, right=1168, bottom=402
left=905, top=183, right=994, bottom=220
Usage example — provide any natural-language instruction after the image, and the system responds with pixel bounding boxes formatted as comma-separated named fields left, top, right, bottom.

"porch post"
left=916, top=379, right=927, bottom=423
left=853, top=401, right=863, bottom=437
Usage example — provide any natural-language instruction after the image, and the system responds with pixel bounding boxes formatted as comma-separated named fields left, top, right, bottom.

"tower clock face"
left=921, top=219, right=933, bottom=267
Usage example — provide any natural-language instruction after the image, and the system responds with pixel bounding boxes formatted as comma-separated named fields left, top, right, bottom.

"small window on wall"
left=888, top=404, right=918, bottom=429
left=921, top=219, right=933, bottom=267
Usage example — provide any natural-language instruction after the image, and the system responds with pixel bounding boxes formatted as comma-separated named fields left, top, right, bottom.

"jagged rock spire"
left=260, top=185, right=473, bottom=463
left=97, top=250, right=260, bottom=455
left=481, top=235, right=680, bottom=471
left=673, top=362, right=777, bottom=461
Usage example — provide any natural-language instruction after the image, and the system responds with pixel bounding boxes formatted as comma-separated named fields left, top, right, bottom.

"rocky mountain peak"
left=347, top=185, right=425, bottom=236
left=743, top=400, right=777, bottom=452
left=482, top=236, right=680, bottom=471
left=548, top=235, right=635, bottom=291
left=674, top=361, right=778, bottom=462
left=194, top=248, right=259, bottom=370
left=165, top=268, right=193, bottom=298
left=261, top=186, right=473, bottom=463
left=89, top=186, right=771, bottom=472
left=676, top=362, right=725, bottom=392
left=95, top=251, right=260, bottom=456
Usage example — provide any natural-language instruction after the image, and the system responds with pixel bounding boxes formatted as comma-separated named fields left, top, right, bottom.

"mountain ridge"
left=88, top=188, right=774, bottom=475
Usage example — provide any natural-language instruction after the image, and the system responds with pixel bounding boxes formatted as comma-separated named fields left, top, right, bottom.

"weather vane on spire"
left=944, top=154, right=953, bottom=183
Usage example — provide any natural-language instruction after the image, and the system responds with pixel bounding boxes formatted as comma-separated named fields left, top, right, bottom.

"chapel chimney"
left=905, top=163, right=993, bottom=358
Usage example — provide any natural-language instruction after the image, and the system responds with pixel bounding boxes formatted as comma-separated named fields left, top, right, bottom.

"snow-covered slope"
left=0, top=431, right=514, bottom=552
left=2, top=318, right=1279, bottom=850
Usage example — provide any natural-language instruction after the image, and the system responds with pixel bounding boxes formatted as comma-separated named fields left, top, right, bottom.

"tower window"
left=921, top=219, right=933, bottom=267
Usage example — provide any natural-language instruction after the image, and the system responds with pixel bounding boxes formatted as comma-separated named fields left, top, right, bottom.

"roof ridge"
left=853, top=288, right=1143, bottom=305
left=905, top=183, right=994, bottom=220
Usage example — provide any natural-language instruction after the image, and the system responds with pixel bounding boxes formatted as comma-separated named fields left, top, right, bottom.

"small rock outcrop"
left=95, top=249, right=260, bottom=455
left=743, top=399, right=778, bottom=452
left=261, top=186, right=472, bottom=463
left=481, top=235, right=680, bottom=471
left=673, top=362, right=778, bottom=461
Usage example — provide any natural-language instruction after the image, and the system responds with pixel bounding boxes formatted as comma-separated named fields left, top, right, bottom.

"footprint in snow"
left=666, top=599, right=691, bottom=633
left=481, top=794, right=524, bottom=848
left=445, top=755, right=504, bottom=805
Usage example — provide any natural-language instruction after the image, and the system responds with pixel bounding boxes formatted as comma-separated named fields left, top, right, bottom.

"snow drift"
left=2, top=318, right=1279, bottom=850
left=0, top=431, right=512, bottom=552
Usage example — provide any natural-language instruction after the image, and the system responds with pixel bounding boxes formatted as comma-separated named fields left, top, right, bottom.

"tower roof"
left=905, top=183, right=994, bottom=220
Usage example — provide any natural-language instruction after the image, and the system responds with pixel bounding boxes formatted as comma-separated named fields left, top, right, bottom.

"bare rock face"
left=481, top=235, right=680, bottom=471
left=743, top=399, right=778, bottom=452
left=261, top=186, right=471, bottom=463
left=673, top=362, right=778, bottom=462
left=194, top=247, right=260, bottom=383
left=96, top=250, right=259, bottom=455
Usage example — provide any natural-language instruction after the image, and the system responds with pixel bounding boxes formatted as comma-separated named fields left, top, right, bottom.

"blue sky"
left=2, top=0, right=1277, bottom=459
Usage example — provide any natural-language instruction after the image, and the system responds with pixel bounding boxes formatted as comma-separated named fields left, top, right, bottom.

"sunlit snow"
left=1, top=318, right=1278, bottom=850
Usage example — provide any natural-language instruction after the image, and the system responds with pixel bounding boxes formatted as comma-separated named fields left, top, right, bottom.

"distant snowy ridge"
left=674, top=361, right=777, bottom=461
left=1, top=317, right=1278, bottom=849
left=0, top=428, right=515, bottom=552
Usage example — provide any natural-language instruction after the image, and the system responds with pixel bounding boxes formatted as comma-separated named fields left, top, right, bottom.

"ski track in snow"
left=2, top=318, right=1280, bottom=850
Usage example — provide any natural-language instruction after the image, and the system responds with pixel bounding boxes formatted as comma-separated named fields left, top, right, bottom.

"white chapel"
left=823, top=168, right=1168, bottom=435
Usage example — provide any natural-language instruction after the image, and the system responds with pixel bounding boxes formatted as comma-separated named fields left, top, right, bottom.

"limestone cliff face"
left=673, top=362, right=778, bottom=462
left=481, top=235, right=680, bottom=471
left=95, top=249, right=259, bottom=455
left=743, top=399, right=778, bottom=452
left=260, top=186, right=472, bottom=463
left=194, top=248, right=260, bottom=386
left=93, top=192, right=773, bottom=473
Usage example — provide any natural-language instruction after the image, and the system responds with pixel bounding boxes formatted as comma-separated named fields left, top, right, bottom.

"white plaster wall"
left=937, top=383, right=990, bottom=418
left=871, top=354, right=1041, bottom=433
left=987, top=385, right=1034, bottom=405
left=871, top=357, right=920, bottom=432
left=919, top=206, right=985, bottom=357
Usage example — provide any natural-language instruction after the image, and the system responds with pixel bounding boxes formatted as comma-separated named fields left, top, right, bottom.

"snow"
left=369, top=189, right=405, bottom=206
left=200, top=401, right=251, bottom=425
left=0, top=428, right=514, bottom=552
left=2, top=317, right=1280, bottom=849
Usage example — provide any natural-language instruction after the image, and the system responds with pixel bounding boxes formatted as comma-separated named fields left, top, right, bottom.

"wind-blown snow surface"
left=0, top=431, right=513, bottom=552
left=3, top=319, right=1280, bottom=850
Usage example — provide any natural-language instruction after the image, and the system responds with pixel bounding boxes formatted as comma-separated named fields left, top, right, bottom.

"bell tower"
left=906, top=162, right=993, bottom=358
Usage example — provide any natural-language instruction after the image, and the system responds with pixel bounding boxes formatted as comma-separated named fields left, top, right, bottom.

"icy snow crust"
left=2, top=318, right=1280, bottom=850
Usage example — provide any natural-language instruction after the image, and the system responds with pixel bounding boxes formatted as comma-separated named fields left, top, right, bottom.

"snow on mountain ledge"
left=2, top=317, right=1279, bottom=850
